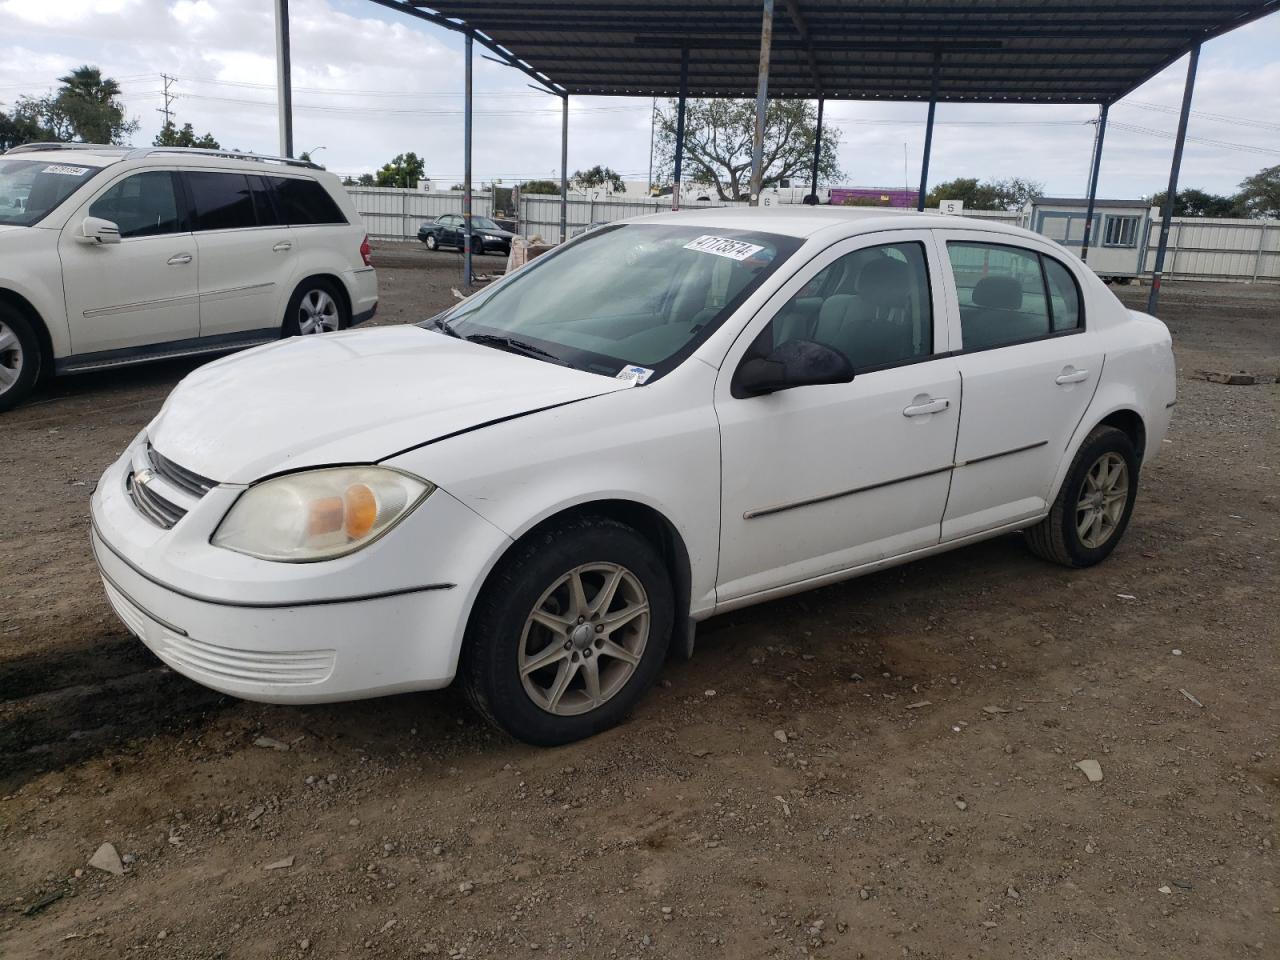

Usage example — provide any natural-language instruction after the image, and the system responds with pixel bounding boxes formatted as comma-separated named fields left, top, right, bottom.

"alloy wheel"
left=518, top=562, right=651, bottom=716
left=0, top=320, right=24, bottom=395
left=1076, top=452, right=1129, bottom=549
left=296, top=289, right=340, bottom=335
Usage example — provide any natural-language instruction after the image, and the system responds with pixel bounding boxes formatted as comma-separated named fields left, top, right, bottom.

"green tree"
left=925, top=177, right=1043, bottom=211
left=572, top=164, right=626, bottom=194
left=1236, top=164, right=1280, bottom=219
left=375, top=152, right=425, bottom=188
left=154, top=120, right=219, bottom=149
left=0, top=107, right=56, bottom=151
left=53, top=65, right=138, bottom=144
left=1147, top=187, right=1244, bottom=218
left=653, top=98, right=842, bottom=201
left=357, top=173, right=376, bottom=186
left=518, top=179, right=561, bottom=195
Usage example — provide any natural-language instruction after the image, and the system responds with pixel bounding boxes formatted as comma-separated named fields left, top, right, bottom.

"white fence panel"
left=1143, top=217, right=1278, bottom=282
left=346, top=188, right=493, bottom=241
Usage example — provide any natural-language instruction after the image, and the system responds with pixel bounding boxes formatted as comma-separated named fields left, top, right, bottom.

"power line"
left=1120, top=98, right=1280, bottom=133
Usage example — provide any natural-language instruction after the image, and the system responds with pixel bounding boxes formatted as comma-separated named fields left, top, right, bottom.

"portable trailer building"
left=1032, top=198, right=1157, bottom=280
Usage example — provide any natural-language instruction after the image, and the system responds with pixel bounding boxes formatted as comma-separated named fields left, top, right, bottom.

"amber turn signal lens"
left=344, top=483, right=378, bottom=539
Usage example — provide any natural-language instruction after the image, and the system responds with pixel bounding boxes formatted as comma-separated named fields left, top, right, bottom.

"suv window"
left=186, top=171, right=257, bottom=231
left=267, top=176, right=346, bottom=225
left=756, top=241, right=933, bottom=371
left=89, top=171, right=183, bottom=239
left=249, top=175, right=283, bottom=227
left=948, top=241, right=1084, bottom=350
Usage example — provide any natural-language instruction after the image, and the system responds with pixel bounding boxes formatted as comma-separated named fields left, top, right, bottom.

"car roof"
left=628, top=205, right=1037, bottom=242
left=3, top=144, right=323, bottom=176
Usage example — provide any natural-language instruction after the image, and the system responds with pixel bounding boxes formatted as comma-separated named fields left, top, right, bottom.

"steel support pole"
left=916, top=52, right=940, bottom=212
left=1080, top=104, right=1109, bottom=263
left=274, top=0, right=293, bottom=158
left=809, top=97, right=824, bottom=197
left=749, top=0, right=775, bottom=207
left=560, top=94, right=568, bottom=243
left=1148, top=43, right=1199, bottom=314
left=463, top=31, right=473, bottom=288
left=673, top=48, right=689, bottom=211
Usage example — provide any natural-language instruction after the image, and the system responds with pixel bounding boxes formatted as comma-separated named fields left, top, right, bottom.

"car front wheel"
left=1024, top=425, right=1138, bottom=567
left=424, top=233, right=438, bottom=251
left=462, top=515, right=674, bottom=745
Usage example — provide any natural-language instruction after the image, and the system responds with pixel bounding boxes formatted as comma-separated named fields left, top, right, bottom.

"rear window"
left=186, top=171, right=257, bottom=231
left=267, top=176, right=346, bottom=225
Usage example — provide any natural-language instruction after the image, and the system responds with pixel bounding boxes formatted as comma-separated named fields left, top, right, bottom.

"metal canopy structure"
left=271, top=0, right=1280, bottom=309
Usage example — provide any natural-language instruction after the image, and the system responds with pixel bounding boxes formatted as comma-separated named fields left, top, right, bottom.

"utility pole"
left=647, top=96, right=656, bottom=196
left=157, top=73, right=178, bottom=128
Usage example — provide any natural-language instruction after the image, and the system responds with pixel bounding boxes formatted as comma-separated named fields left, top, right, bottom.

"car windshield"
left=428, top=223, right=800, bottom=379
left=472, top=216, right=500, bottom=231
left=0, top=158, right=102, bottom=226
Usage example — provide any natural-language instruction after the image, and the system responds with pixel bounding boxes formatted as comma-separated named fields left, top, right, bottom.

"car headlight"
left=484, top=234, right=499, bottom=241
left=212, top=466, right=433, bottom=562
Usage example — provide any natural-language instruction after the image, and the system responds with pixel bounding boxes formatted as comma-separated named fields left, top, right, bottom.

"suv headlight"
left=212, top=466, right=433, bottom=562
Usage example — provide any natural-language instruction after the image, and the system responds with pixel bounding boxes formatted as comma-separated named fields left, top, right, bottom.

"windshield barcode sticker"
left=683, top=235, right=765, bottom=261
left=42, top=164, right=90, bottom=176
left=615, top=364, right=655, bottom=386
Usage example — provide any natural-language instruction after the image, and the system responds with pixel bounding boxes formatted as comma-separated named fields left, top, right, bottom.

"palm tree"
left=55, top=65, right=136, bottom=144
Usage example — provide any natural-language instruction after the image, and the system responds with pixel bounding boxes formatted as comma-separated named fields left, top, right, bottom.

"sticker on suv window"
left=683, top=235, right=765, bottom=261
left=615, top=364, right=655, bottom=386
left=42, top=164, right=90, bottom=176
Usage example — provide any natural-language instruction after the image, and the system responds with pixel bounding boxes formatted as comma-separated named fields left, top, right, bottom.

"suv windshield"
left=0, top=158, right=102, bottom=226
left=429, top=223, right=800, bottom=379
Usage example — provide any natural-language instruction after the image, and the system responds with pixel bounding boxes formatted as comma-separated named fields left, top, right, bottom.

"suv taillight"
left=359, top=234, right=372, bottom=267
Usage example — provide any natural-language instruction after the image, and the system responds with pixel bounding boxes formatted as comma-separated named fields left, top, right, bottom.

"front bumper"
left=90, top=440, right=511, bottom=703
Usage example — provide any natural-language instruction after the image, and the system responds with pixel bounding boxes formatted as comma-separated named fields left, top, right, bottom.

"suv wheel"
left=283, top=280, right=348, bottom=337
left=462, top=515, right=674, bottom=746
left=0, top=304, right=40, bottom=413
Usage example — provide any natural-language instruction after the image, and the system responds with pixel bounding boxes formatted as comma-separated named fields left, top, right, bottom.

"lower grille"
left=159, top=636, right=336, bottom=686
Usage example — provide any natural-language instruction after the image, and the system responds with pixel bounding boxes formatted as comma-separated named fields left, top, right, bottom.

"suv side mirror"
left=734, top=338, right=854, bottom=397
left=77, top=216, right=121, bottom=245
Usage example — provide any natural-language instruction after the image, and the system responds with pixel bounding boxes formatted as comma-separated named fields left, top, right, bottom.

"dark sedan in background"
left=417, top=214, right=515, bottom=255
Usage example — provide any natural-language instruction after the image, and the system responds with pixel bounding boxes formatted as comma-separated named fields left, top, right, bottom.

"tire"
left=424, top=233, right=438, bottom=251
left=0, top=303, right=41, bottom=413
left=461, top=515, right=675, bottom=746
left=282, top=278, right=348, bottom=337
left=1024, top=425, right=1138, bottom=568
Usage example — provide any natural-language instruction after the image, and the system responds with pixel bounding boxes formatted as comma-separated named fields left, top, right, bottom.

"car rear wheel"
left=461, top=515, right=674, bottom=745
left=282, top=279, right=348, bottom=337
left=424, top=233, right=438, bottom=251
left=1024, top=425, right=1138, bottom=568
left=0, top=304, right=40, bottom=413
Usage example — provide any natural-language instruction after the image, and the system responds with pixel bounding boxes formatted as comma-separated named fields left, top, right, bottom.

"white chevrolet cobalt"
left=91, top=209, right=1175, bottom=745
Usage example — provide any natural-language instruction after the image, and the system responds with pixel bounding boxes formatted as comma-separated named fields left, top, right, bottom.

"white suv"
left=0, top=143, right=378, bottom=411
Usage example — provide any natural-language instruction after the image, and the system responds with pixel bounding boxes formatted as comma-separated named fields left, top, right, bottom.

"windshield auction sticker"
left=615, top=364, right=655, bottom=386
left=683, top=235, right=766, bottom=261
left=41, top=164, right=90, bottom=176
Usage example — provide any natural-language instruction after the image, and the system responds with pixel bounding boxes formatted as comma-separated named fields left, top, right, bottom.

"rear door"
left=185, top=170, right=295, bottom=340
left=58, top=168, right=199, bottom=354
left=937, top=233, right=1103, bottom=540
left=714, top=230, right=961, bottom=603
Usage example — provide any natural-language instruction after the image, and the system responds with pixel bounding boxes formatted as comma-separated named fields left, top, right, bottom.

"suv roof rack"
left=5, top=142, right=131, bottom=155
left=127, top=147, right=322, bottom=169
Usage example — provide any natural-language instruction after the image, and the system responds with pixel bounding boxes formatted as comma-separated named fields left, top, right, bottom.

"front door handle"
left=272, top=241, right=292, bottom=252
left=903, top=397, right=950, bottom=417
left=166, top=253, right=192, bottom=265
left=1055, top=367, right=1090, bottom=385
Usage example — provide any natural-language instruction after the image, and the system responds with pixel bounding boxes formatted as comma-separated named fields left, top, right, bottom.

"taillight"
left=359, top=234, right=372, bottom=267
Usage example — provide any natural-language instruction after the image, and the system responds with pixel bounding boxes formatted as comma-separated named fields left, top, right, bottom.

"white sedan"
left=91, top=209, right=1175, bottom=745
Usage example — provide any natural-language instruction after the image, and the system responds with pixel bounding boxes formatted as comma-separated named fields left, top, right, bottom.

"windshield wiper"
left=429, top=316, right=462, bottom=338
left=466, top=333, right=571, bottom=367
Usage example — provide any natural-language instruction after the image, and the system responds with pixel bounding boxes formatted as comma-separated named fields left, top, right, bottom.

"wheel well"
left=0, top=288, right=53, bottom=378
left=489, top=500, right=693, bottom=631
left=293, top=274, right=352, bottom=320
left=1098, top=409, right=1146, bottom=462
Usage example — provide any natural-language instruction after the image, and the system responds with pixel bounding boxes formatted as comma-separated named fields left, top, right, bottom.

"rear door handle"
left=1055, top=367, right=1090, bottom=385
left=166, top=253, right=192, bottom=265
left=903, top=397, right=950, bottom=417
left=272, top=241, right=292, bottom=252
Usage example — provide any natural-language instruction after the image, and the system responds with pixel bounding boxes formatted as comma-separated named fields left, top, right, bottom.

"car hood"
left=147, top=325, right=629, bottom=484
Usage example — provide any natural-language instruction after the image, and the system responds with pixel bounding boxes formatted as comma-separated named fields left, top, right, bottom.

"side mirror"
left=77, top=216, right=121, bottom=245
left=734, top=339, right=854, bottom=397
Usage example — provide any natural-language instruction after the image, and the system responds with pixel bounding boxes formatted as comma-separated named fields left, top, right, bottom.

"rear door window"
left=186, top=171, right=257, bottom=232
left=267, top=176, right=347, bottom=225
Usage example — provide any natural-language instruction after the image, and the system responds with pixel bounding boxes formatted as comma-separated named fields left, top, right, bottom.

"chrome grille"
left=125, top=442, right=216, bottom=529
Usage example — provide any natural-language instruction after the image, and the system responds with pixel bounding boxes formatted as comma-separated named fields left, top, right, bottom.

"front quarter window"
left=0, top=158, right=102, bottom=226
left=431, top=223, right=800, bottom=379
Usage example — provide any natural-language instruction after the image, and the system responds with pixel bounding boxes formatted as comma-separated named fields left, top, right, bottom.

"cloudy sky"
left=2, top=0, right=1278, bottom=198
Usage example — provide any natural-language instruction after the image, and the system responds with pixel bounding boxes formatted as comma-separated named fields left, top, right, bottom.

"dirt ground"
left=1, top=244, right=1277, bottom=959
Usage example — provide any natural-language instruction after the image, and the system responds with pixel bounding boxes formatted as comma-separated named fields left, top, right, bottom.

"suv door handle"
left=272, top=241, right=292, bottom=252
left=903, top=397, right=950, bottom=417
left=166, top=253, right=192, bottom=265
left=1055, top=367, right=1090, bottom=385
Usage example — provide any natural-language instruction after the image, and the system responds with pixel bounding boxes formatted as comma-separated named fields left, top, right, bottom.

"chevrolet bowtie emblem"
left=135, top=468, right=155, bottom=486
